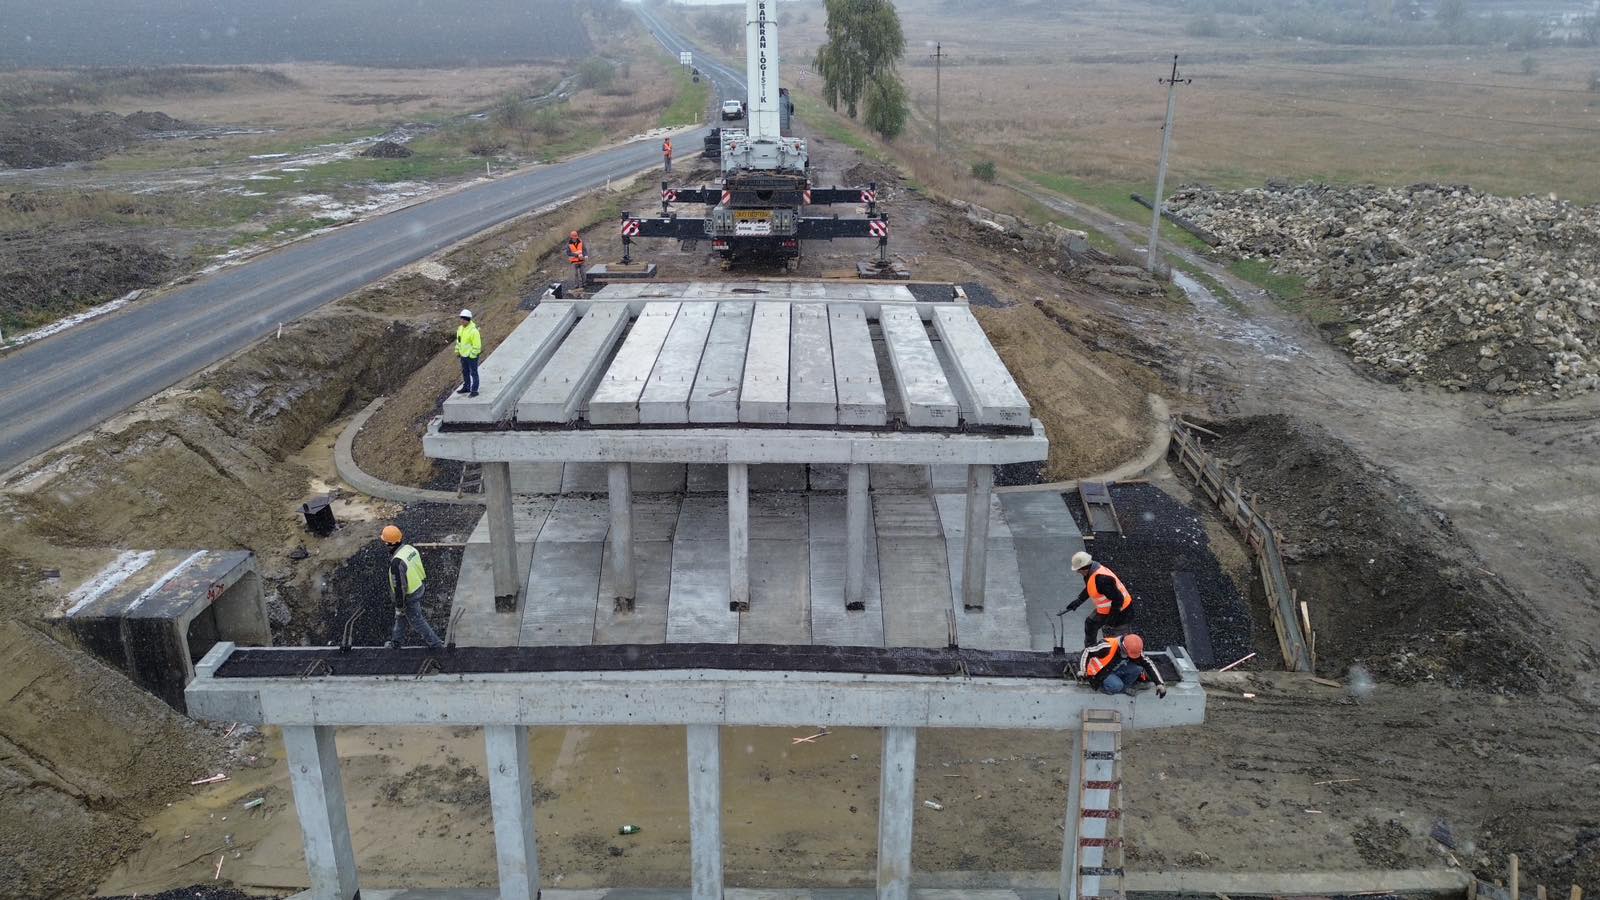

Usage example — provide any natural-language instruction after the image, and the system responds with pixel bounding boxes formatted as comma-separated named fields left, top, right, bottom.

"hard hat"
left=1070, top=551, right=1092, bottom=571
left=381, top=525, right=403, bottom=544
left=458, top=309, right=472, bottom=319
left=1122, top=634, right=1145, bottom=658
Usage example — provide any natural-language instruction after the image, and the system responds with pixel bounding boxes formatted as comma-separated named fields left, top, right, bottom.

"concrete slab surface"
left=589, top=302, right=681, bottom=424
left=517, top=305, right=629, bottom=423
left=740, top=302, right=791, bottom=423
left=520, top=541, right=602, bottom=645
left=639, top=301, right=717, bottom=424
left=689, top=302, right=753, bottom=423
left=788, top=304, right=837, bottom=425
left=879, top=307, right=958, bottom=428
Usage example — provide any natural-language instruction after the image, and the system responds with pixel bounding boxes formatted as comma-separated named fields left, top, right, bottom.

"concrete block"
left=879, top=306, right=959, bottom=428
left=516, top=305, right=629, bottom=423
left=807, top=463, right=849, bottom=491
left=443, top=302, right=577, bottom=424
left=749, top=464, right=807, bottom=492
left=667, top=538, right=737, bottom=643
left=519, top=541, right=602, bottom=645
left=740, top=538, right=811, bottom=644
left=932, top=306, right=1031, bottom=427
left=639, top=302, right=717, bottom=424
left=740, top=302, right=791, bottom=423
left=787, top=304, right=837, bottom=425
left=589, top=302, right=681, bottom=425
left=878, top=536, right=954, bottom=648
left=830, top=304, right=887, bottom=426
left=689, top=302, right=753, bottom=423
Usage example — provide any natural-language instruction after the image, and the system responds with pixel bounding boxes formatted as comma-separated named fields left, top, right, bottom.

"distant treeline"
left=0, top=0, right=592, bottom=67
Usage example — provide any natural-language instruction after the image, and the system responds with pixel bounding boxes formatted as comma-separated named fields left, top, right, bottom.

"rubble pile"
left=1169, top=182, right=1600, bottom=394
left=950, top=199, right=1163, bottom=295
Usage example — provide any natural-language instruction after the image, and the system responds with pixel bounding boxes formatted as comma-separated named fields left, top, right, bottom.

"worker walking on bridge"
left=381, top=525, right=444, bottom=650
left=1061, top=551, right=1135, bottom=647
left=567, top=230, right=587, bottom=293
left=1080, top=633, right=1166, bottom=698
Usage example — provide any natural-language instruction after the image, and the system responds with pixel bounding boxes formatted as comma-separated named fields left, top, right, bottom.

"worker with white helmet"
left=1079, top=632, right=1166, bottom=698
left=1060, top=550, right=1135, bottom=648
left=454, top=309, right=482, bottom=397
left=381, top=524, right=444, bottom=650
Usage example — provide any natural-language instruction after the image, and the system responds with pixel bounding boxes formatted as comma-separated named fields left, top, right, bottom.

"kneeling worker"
left=1080, top=633, right=1166, bottom=698
left=381, top=525, right=444, bottom=650
left=1061, top=551, right=1134, bottom=647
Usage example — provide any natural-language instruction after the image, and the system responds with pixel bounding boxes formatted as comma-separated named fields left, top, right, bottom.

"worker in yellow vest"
left=381, top=524, right=444, bottom=649
left=454, top=309, right=482, bottom=397
left=1061, top=551, right=1135, bottom=647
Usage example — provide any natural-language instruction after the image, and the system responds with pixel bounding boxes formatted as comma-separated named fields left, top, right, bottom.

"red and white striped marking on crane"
left=869, top=219, right=889, bottom=238
left=802, top=189, right=813, bottom=204
left=860, top=189, right=877, bottom=203
left=621, top=219, right=641, bottom=236
left=661, top=189, right=678, bottom=202
left=720, top=190, right=732, bottom=206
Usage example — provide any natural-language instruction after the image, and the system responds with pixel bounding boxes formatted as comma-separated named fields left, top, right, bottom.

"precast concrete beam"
left=686, top=724, right=724, bottom=900
left=877, top=726, right=918, bottom=900
left=483, top=462, right=520, bottom=609
left=845, top=463, right=871, bottom=611
left=281, top=725, right=359, bottom=900
left=485, top=725, right=540, bottom=900
left=962, top=465, right=994, bottom=611
left=424, top=419, right=1050, bottom=467
left=727, top=463, right=749, bottom=612
left=607, top=462, right=635, bottom=607
left=186, top=646, right=1207, bottom=731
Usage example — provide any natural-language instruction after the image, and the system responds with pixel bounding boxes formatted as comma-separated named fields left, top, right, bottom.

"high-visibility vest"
left=663, top=138, right=672, bottom=156
left=455, top=321, right=481, bottom=359
left=1084, top=636, right=1122, bottom=678
left=568, top=239, right=585, bottom=264
left=388, top=544, right=426, bottom=597
left=1085, top=563, right=1133, bottom=615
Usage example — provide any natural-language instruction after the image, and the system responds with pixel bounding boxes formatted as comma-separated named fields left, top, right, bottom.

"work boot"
left=456, top=386, right=471, bottom=394
left=469, top=391, right=479, bottom=397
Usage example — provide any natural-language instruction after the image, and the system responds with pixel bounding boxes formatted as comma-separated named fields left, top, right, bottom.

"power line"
left=1148, top=54, right=1192, bottom=274
left=1246, top=62, right=1597, bottom=95
left=1226, top=86, right=1600, bottom=134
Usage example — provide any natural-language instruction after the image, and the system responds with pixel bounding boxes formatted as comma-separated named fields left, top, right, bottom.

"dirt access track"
left=3, top=119, right=1599, bottom=895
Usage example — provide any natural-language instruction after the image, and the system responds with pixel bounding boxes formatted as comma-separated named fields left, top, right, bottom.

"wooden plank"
left=787, top=303, right=837, bottom=425
left=1170, top=571, right=1216, bottom=669
left=638, top=301, right=717, bottom=424
left=442, top=302, right=578, bottom=424
left=879, top=306, right=958, bottom=428
left=516, top=305, right=629, bottom=423
left=688, top=302, right=754, bottom=423
left=829, top=305, right=887, bottom=426
left=740, top=302, right=792, bottom=424
left=588, top=302, right=681, bottom=425
left=930, top=305, right=1030, bottom=427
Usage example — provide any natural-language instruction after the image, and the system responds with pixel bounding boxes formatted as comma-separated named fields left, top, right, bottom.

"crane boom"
left=744, top=0, right=782, bottom=141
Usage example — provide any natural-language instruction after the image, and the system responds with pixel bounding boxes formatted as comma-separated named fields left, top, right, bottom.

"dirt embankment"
left=1190, top=414, right=1549, bottom=691
left=0, top=108, right=190, bottom=168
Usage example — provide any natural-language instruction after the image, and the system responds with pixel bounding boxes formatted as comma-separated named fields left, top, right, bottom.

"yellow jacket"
left=455, top=321, right=482, bottom=359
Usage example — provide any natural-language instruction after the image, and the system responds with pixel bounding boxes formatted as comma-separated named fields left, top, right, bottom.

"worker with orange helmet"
left=381, top=524, right=444, bottom=650
left=1079, top=633, right=1166, bottom=698
left=1061, top=550, right=1135, bottom=648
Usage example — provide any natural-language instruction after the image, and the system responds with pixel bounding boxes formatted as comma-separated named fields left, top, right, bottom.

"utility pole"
left=933, top=42, right=943, bottom=152
left=1147, top=54, right=1191, bottom=275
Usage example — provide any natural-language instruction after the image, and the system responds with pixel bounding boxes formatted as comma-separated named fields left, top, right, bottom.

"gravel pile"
left=1168, top=182, right=1600, bottom=395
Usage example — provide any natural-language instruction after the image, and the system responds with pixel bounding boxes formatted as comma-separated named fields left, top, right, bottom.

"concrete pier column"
left=876, top=726, right=918, bottom=900
left=483, top=461, right=519, bottom=611
left=485, top=725, right=540, bottom=900
left=728, top=463, right=749, bottom=611
left=686, top=724, right=724, bottom=900
left=961, top=464, right=994, bottom=611
left=281, top=726, right=359, bottom=900
left=845, top=463, right=871, bottom=611
left=608, top=462, right=636, bottom=607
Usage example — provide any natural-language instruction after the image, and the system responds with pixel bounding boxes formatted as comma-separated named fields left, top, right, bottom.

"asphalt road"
left=0, top=10, right=741, bottom=475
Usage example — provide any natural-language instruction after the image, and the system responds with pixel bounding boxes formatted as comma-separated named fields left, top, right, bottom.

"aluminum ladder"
left=1069, top=708, right=1126, bottom=900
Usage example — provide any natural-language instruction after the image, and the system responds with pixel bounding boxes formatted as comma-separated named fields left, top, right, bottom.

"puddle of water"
left=1173, top=270, right=1301, bottom=361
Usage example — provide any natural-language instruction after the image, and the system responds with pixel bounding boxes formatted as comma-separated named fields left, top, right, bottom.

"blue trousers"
left=391, top=585, right=444, bottom=649
left=1100, top=659, right=1145, bottom=695
left=459, top=356, right=480, bottom=393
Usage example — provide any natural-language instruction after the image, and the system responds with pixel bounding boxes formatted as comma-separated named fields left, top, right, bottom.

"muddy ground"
left=3, top=114, right=1599, bottom=898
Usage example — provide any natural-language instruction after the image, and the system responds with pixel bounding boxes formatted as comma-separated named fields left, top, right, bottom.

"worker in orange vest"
left=567, top=230, right=586, bottom=266
left=662, top=136, right=673, bottom=173
left=1079, top=633, right=1166, bottom=697
left=1061, top=551, right=1134, bottom=647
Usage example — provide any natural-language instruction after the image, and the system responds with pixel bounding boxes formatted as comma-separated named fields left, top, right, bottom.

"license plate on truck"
left=733, top=211, right=772, bottom=235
